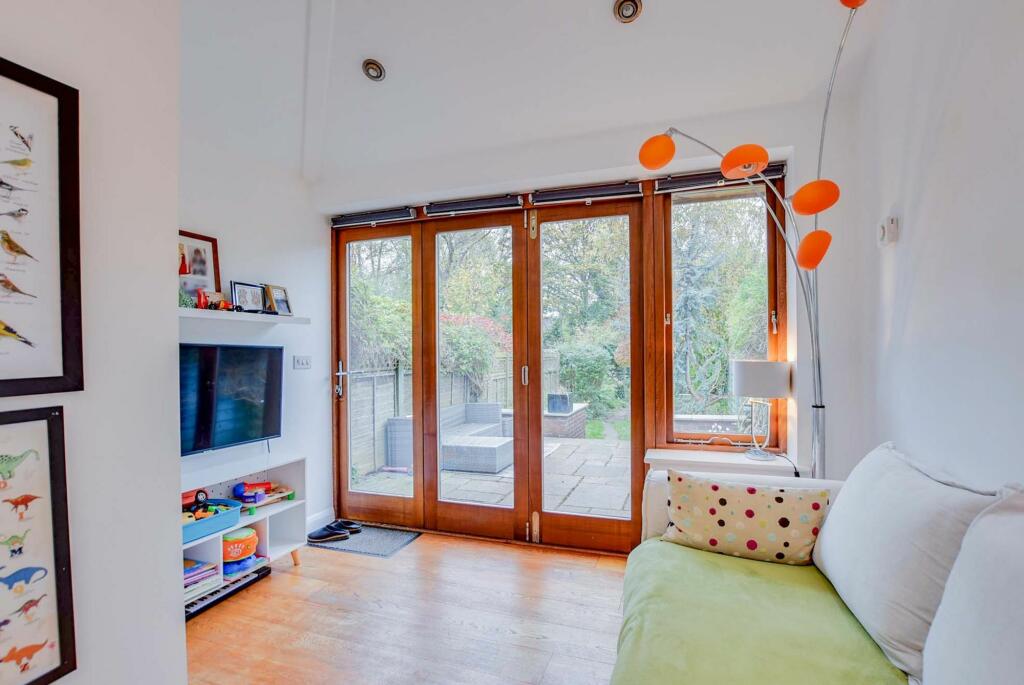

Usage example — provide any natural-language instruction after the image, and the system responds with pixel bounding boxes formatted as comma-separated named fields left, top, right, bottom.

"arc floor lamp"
left=638, top=0, right=869, bottom=478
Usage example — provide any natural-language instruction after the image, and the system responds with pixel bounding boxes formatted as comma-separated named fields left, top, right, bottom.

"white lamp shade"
left=730, top=360, right=792, bottom=399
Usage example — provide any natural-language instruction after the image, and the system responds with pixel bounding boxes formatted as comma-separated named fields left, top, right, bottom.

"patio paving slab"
left=563, top=482, right=629, bottom=510
left=450, top=479, right=514, bottom=495
left=441, top=489, right=506, bottom=505
left=576, top=463, right=628, bottom=478
left=352, top=437, right=632, bottom=517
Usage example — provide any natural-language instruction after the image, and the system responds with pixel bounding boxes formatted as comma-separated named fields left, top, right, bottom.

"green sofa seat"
left=612, top=539, right=907, bottom=685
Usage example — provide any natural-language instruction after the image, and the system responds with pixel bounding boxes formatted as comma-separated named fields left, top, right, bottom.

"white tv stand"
left=181, top=456, right=306, bottom=610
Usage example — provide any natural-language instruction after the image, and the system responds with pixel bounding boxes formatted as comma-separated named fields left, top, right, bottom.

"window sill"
left=644, top=448, right=803, bottom=477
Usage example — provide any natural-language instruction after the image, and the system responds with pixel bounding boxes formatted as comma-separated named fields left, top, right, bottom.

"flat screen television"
left=179, top=344, right=283, bottom=456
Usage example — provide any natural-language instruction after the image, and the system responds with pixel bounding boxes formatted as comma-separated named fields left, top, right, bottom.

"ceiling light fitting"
left=362, top=59, right=385, bottom=82
left=614, top=0, right=642, bottom=23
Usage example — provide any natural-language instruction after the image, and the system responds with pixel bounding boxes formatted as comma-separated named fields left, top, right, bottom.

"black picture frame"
left=0, top=58, right=83, bottom=397
left=0, top=406, right=76, bottom=684
left=230, top=281, right=265, bottom=313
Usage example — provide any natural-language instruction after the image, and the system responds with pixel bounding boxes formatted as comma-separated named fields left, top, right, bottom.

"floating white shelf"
left=178, top=307, right=311, bottom=325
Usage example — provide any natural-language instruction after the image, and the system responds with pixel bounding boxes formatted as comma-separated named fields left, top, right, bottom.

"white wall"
left=180, top=0, right=334, bottom=531
left=0, top=2, right=187, bottom=683
left=834, top=0, right=1024, bottom=488
left=177, top=166, right=334, bottom=530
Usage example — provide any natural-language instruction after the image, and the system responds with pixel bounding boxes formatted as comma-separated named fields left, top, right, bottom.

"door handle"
left=335, top=360, right=347, bottom=398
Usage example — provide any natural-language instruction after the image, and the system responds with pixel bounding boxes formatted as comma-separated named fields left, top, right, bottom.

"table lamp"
left=730, top=360, right=792, bottom=461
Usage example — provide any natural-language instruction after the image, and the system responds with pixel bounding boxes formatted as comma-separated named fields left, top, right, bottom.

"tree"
left=672, top=192, right=768, bottom=416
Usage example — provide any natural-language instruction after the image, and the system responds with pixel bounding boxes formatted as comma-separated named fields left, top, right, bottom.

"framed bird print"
left=0, top=406, right=76, bottom=684
left=0, top=58, right=83, bottom=397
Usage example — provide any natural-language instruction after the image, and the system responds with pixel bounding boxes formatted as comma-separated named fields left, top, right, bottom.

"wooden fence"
left=348, top=351, right=560, bottom=476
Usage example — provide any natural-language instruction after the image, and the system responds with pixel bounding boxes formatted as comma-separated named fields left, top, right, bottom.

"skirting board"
left=307, top=507, right=335, bottom=533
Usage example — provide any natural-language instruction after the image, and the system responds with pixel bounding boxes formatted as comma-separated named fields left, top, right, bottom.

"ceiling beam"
left=300, top=0, right=336, bottom=183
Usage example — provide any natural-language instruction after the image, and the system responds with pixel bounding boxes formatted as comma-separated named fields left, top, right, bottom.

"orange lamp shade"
left=797, top=230, right=833, bottom=270
left=840, top=0, right=867, bottom=8
left=639, top=134, right=676, bottom=170
left=720, top=144, right=769, bottom=180
left=791, top=179, right=840, bottom=215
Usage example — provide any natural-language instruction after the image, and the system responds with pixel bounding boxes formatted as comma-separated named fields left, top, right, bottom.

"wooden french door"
left=525, top=202, right=644, bottom=552
left=422, top=213, right=529, bottom=539
left=335, top=224, right=425, bottom=528
left=335, top=203, right=643, bottom=552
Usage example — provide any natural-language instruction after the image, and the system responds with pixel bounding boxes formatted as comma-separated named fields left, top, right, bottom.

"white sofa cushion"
left=922, top=488, right=1024, bottom=684
left=812, top=443, right=996, bottom=681
left=642, top=470, right=844, bottom=541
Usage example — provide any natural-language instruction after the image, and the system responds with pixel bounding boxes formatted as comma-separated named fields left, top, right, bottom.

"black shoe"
left=327, top=519, right=363, bottom=534
left=307, top=525, right=351, bottom=543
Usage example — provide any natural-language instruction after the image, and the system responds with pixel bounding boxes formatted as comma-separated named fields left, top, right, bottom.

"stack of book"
left=184, top=558, right=220, bottom=602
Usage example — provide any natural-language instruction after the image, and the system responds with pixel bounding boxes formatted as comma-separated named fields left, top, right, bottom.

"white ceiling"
left=321, top=0, right=863, bottom=177
left=182, top=1, right=877, bottom=211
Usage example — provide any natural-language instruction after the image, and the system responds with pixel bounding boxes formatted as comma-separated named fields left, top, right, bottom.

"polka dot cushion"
left=662, top=469, right=829, bottom=565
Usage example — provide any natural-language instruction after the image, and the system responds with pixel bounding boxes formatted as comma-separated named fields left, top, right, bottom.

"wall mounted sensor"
left=878, top=216, right=900, bottom=246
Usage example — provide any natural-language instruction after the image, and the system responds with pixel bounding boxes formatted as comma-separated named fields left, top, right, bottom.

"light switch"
left=293, top=355, right=312, bottom=370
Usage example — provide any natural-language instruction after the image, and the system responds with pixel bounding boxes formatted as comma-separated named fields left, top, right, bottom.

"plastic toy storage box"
left=182, top=499, right=242, bottom=544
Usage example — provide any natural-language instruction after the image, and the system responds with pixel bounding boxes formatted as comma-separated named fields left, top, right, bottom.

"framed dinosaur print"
left=0, top=58, right=84, bottom=397
left=0, top=406, right=74, bottom=684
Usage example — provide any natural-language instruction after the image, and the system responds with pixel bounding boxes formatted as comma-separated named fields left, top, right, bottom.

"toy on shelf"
left=222, top=527, right=267, bottom=581
left=181, top=501, right=231, bottom=524
left=231, top=481, right=296, bottom=515
left=223, top=527, right=258, bottom=562
left=223, top=554, right=267, bottom=578
left=181, top=498, right=242, bottom=544
left=181, top=487, right=234, bottom=522
left=182, top=488, right=209, bottom=512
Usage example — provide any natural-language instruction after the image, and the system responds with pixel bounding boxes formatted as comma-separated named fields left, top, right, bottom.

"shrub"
left=557, top=342, right=622, bottom=418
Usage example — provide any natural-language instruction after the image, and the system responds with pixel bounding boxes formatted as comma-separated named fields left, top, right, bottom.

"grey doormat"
left=308, top=525, right=420, bottom=558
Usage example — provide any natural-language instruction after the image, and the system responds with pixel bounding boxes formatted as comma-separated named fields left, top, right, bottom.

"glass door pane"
left=670, top=187, right=770, bottom=439
left=539, top=215, right=631, bottom=520
left=346, top=235, right=414, bottom=498
left=435, top=226, right=515, bottom=507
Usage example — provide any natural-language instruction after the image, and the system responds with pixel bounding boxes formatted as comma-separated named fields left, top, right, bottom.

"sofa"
left=613, top=445, right=1022, bottom=684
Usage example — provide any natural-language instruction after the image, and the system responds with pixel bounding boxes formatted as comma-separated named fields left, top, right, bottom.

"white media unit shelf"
left=182, top=457, right=306, bottom=608
left=178, top=307, right=311, bottom=325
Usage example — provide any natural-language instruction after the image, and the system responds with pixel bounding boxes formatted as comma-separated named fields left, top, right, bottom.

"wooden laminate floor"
left=187, top=533, right=628, bottom=685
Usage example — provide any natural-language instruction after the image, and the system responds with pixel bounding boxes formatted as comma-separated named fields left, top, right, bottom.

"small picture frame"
left=230, top=281, right=264, bottom=313
left=178, top=230, right=221, bottom=298
left=262, top=285, right=292, bottom=316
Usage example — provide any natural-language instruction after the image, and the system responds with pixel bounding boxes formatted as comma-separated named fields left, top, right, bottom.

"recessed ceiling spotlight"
left=362, top=59, right=386, bottom=82
left=613, top=0, right=642, bottom=23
